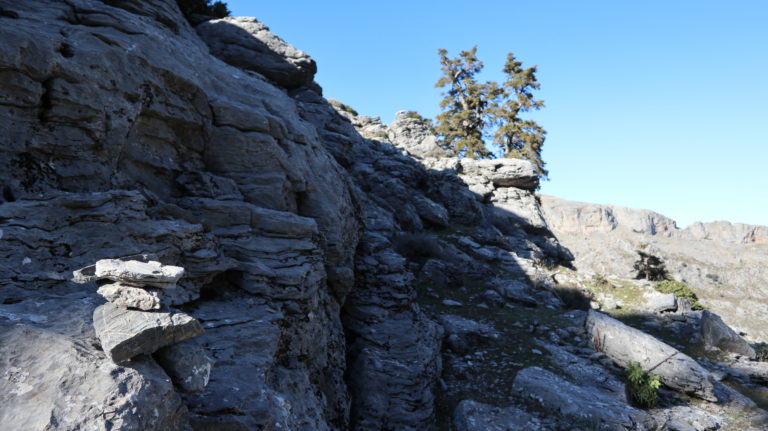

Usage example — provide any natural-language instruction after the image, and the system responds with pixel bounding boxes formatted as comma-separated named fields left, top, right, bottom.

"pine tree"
left=433, top=47, right=498, bottom=159
left=490, top=53, right=548, bottom=178
left=434, top=48, right=548, bottom=178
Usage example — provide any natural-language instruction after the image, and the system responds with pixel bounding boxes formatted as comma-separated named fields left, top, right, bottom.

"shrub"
left=176, top=0, right=230, bottom=21
left=625, top=362, right=661, bottom=408
left=392, top=233, right=444, bottom=262
left=633, top=251, right=669, bottom=281
left=755, top=343, right=768, bottom=362
left=327, top=99, right=359, bottom=116
left=552, top=285, right=592, bottom=310
left=654, top=280, right=705, bottom=310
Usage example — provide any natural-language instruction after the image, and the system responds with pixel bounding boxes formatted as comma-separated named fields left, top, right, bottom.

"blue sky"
left=224, top=1, right=768, bottom=227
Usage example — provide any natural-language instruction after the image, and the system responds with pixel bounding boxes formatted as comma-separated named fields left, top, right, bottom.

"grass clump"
left=626, top=361, right=661, bottom=408
left=654, top=280, right=705, bottom=310
left=328, top=99, right=359, bottom=116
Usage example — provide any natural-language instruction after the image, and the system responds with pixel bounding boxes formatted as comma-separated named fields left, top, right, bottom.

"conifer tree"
left=434, top=47, right=498, bottom=159
left=434, top=48, right=548, bottom=178
left=490, top=53, right=547, bottom=178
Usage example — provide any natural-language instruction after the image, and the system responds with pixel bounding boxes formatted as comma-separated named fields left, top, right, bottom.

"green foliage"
left=327, top=99, right=359, bottom=116
left=755, top=343, right=768, bottom=362
left=176, top=0, right=230, bottom=20
left=625, top=362, right=661, bottom=408
left=654, top=280, right=705, bottom=310
left=433, top=47, right=547, bottom=177
left=633, top=251, right=669, bottom=281
left=404, top=110, right=434, bottom=128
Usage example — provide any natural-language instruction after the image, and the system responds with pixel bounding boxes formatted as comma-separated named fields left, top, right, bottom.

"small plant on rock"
left=328, top=99, right=359, bottom=116
left=633, top=251, right=669, bottom=281
left=654, top=280, right=705, bottom=310
left=625, top=361, right=661, bottom=408
left=755, top=343, right=768, bottom=362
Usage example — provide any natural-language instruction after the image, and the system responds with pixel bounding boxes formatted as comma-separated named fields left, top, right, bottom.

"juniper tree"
left=434, top=47, right=498, bottom=159
left=434, top=47, right=548, bottom=178
left=490, top=53, right=547, bottom=178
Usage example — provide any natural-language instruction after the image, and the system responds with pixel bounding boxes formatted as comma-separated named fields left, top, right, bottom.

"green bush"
left=625, top=361, right=661, bottom=408
left=327, top=99, right=359, bottom=116
left=755, top=343, right=768, bottom=362
left=654, top=280, right=705, bottom=310
left=633, top=251, right=669, bottom=281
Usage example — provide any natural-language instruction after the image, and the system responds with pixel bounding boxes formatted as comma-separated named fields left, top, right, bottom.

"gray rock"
left=0, top=324, right=189, bottom=430
left=586, top=310, right=717, bottom=401
left=196, top=17, right=316, bottom=89
left=654, top=406, right=720, bottom=431
left=644, top=290, right=677, bottom=313
left=729, top=359, right=768, bottom=384
left=154, top=341, right=212, bottom=393
left=460, top=158, right=540, bottom=190
left=94, top=259, right=184, bottom=289
left=438, top=314, right=499, bottom=354
left=512, top=366, right=657, bottom=430
left=93, top=303, right=203, bottom=363
left=97, top=283, right=163, bottom=310
left=453, top=400, right=546, bottom=431
left=700, top=310, right=756, bottom=358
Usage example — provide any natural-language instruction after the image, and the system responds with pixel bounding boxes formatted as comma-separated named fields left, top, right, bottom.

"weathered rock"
left=653, top=406, right=720, bottom=431
left=0, top=324, right=189, bottom=430
left=586, top=310, right=717, bottom=401
left=540, top=342, right=627, bottom=401
left=95, top=259, right=184, bottom=289
left=196, top=17, right=316, bottom=89
left=460, top=158, right=540, bottom=191
left=512, top=366, right=657, bottom=430
left=644, top=290, right=677, bottom=313
left=701, top=310, right=756, bottom=358
left=453, top=400, right=546, bottom=431
left=438, top=314, right=499, bottom=354
left=154, top=341, right=212, bottom=393
left=388, top=110, right=450, bottom=158
left=93, top=303, right=203, bottom=363
left=729, top=359, right=768, bottom=384
left=97, top=283, right=163, bottom=310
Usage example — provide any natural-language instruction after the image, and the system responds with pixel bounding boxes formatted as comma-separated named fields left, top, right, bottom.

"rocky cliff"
left=1, top=2, right=768, bottom=431
left=541, top=195, right=768, bottom=342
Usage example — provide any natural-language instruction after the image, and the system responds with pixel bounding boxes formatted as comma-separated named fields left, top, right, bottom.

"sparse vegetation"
left=328, top=99, right=359, bottom=116
left=551, top=285, right=592, bottom=310
left=625, top=361, right=661, bottom=408
left=654, top=280, right=705, bottom=310
left=175, top=0, right=230, bottom=21
left=633, top=251, right=669, bottom=281
left=755, top=343, right=768, bottom=362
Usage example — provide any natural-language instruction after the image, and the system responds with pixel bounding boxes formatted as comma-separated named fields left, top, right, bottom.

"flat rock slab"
left=701, top=310, right=756, bottom=358
left=512, top=367, right=657, bottom=430
left=453, top=399, right=548, bottom=431
left=97, top=283, right=162, bottom=310
left=94, top=259, right=183, bottom=288
left=94, top=303, right=203, bottom=363
left=587, top=310, right=717, bottom=401
left=154, top=341, right=213, bottom=393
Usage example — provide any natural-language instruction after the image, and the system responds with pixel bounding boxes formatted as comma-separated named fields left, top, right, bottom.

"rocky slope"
left=1, top=2, right=768, bottom=430
left=541, top=195, right=768, bottom=342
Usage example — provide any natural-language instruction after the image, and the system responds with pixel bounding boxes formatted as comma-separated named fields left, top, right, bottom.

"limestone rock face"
left=154, top=342, right=213, bottom=393
left=196, top=17, right=317, bottom=89
left=93, top=303, right=204, bottom=363
left=452, top=400, right=542, bottom=431
left=512, top=367, right=657, bottom=430
left=700, top=310, right=756, bottom=358
left=0, top=298, right=189, bottom=431
left=586, top=310, right=717, bottom=401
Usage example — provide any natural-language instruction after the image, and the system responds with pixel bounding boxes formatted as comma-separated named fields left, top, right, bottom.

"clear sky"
left=224, top=1, right=768, bottom=228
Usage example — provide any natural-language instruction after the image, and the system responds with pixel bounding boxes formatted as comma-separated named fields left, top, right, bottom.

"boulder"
left=93, top=303, right=203, bottom=363
left=97, top=283, right=163, bottom=311
left=94, top=260, right=184, bottom=289
left=729, top=359, right=768, bottom=384
left=586, top=310, right=716, bottom=401
left=154, top=341, right=213, bottom=393
left=453, top=400, right=542, bottom=431
left=644, top=290, right=677, bottom=313
left=0, top=324, right=189, bottom=430
left=512, top=367, right=657, bottom=430
left=459, top=158, right=540, bottom=191
left=437, top=314, right=499, bottom=354
left=196, top=17, right=316, bottom=89
left=700, top=310, right=756, bottom=358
